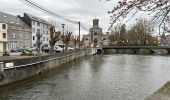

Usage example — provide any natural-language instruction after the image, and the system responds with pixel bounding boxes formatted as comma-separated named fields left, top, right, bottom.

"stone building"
left=0, top=23, right=7, bottom=52
left=19, top=13, right=51, bottom=48
left=83, top=18, right=109, bottom=47
left=0, top=11, right=32, bottom=52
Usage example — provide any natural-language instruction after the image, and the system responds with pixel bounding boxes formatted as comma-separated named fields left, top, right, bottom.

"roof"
left=0, top=11, right=29, bottom=28
left=24, top=13, right=51, bottom=25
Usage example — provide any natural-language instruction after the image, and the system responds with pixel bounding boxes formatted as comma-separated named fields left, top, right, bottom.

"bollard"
left=0, top=62, right=4, bottom=73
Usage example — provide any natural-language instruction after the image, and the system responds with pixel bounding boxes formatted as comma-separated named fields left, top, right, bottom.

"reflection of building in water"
left=83, top=18, right=109, bottom=47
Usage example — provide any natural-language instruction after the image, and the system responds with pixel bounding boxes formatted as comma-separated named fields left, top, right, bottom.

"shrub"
left=2, top=51, right=10, bottom=56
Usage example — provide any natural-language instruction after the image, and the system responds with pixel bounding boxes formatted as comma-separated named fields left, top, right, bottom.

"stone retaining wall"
left=0, top=50, right=88, bottom=87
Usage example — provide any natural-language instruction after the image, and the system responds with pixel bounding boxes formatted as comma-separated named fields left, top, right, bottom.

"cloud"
left=0, top=0, right=114, bottom=35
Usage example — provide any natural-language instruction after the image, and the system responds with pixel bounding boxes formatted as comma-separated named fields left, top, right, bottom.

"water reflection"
left=0, top=54, right=170, bottom=100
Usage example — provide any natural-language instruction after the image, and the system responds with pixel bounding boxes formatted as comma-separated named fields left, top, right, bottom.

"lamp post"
left=62, top=24, right=65, bottom=52
left=36, top=30, right=41, bottom=54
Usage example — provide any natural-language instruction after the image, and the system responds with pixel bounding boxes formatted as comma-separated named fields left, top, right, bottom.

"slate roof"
left=24, top=13, right=50, bottom=25
left=0, top=11, right=29, bottom=28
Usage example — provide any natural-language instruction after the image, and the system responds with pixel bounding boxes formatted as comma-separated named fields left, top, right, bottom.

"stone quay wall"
left=0, top=50, right=89, bottom=87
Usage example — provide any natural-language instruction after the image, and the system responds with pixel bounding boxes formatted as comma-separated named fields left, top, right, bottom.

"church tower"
left=93, top=19, right=99, bottom=27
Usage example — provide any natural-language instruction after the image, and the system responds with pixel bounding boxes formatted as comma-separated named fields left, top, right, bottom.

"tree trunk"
left=65, top=43, right=68, bottom=52
left=50, top=45, right=54, bottom=54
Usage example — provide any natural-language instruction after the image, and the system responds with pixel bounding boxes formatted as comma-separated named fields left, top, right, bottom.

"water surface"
left=0, top=54, right=170, bottom=100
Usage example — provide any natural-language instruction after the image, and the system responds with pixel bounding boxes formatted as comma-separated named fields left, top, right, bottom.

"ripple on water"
left=0, top=54, right=170, bottom=100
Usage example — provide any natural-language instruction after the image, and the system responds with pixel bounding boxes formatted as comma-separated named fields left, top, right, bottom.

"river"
left=0, top=54, right=170, bottom=100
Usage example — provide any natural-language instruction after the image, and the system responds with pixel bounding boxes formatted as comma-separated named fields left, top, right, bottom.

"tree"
left=49, top=27, right=61, bottom=54
left=71, top=36, right=79, bottom=49
left=109, top=23, right=126, bottom=45
left=109, top=19, right=158, bottom=46
left=61, top=32, right=72, bottom=51
left=107, top=0, right=170, bottom=29
left=127, top=19, right=157, bottom=46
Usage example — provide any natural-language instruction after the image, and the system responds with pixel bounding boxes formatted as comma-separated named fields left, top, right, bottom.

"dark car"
left=11, top=48, right=25, bottom=52
left=42, top=47, right=49, bottom=53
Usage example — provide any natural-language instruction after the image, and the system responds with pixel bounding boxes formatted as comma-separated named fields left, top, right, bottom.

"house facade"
left=0, top=23, right=7, bottom=52
left=83, top=18, right=109, bottom=47
left=0, top=11, right=32, bottom=52
left=19, top=13, right=51, bottom=48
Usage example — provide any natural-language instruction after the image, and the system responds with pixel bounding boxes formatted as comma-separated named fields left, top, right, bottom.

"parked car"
left=68, top=47, right=74, bottom=51
left=11, top=48, right=19, bottom=52
left=42, top=47, right=50, bottom=53
left=28, top=47, right=37, bottom=51
left=11, top=47, right=25, bottom=52
left=54, top=46, right=63, bottom=53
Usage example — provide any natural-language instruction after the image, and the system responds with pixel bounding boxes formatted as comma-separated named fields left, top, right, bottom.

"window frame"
left=2, top=24, right=6, bottom=29
left=3, top=33, right=6, bottom=39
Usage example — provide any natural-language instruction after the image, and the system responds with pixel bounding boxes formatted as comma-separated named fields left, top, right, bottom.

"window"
left=46, top=31, right=48, bottom=35
left=2, top=24, right=6, bottom=29
left=25, top=42, right=29, bottom=48
left=37, top=29, right=40, bottom=33
left=12, top=33, right=16, bottom=39
left=94, top=32, right=97, bottom=36
left=33, top=21, right=35, bottom=25
left=32, top=28, right=35, bottom=33
left=43, top=37, right=45, bottom=41
left=103, top=38, right=106, bottom=40
left=43, top=24, right=45, bottom=28
left=37, top=22, right=40, bottom=26
left=47, top=38, right=48, bottom=41
left=3, top=33, right=6, bottom=38
left=85, top=38, right=88, bottom=40
left=33, top=44, right=36, bottom=47
left=33, top=36, right=35, bottom=40
left=25, top=33, right=29, bottom=39
left=19, top=33, right=22, bottom=39
left=43, top=30, right=45, bottom=34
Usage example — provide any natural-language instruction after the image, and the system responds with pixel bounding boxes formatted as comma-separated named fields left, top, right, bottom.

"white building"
left=19, top=13, right=51, bottom=48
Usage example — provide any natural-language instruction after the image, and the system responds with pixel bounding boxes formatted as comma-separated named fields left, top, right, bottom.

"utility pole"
left=78, top=22, right=80, bottom=49
left=62, top=24, right=65, bottom=52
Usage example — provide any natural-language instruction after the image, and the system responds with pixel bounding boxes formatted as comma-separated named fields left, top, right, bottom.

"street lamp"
left=62, top=24, right=65, bottom=52
left=36, top=30, right=41, bottom=54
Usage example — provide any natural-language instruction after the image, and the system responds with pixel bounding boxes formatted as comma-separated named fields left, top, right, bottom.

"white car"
left=54, top=46, right=63, bottom=53
left=68, top=47, right=74, bottom=51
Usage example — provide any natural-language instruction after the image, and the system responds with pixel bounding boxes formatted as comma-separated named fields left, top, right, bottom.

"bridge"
left=101, top=46, right=170, bottom=54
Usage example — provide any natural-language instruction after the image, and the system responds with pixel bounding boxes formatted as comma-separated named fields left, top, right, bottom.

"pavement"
left=0, top=52, right=52, bottom=61
left=0, top=52, right=36, bottom=61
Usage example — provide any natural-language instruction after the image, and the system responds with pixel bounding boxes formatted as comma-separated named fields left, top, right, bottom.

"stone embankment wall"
left=146, top=81, right=170, bottom=100
left=0, top=50, right=89, bottom=87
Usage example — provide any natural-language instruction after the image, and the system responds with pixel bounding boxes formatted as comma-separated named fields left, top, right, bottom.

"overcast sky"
left=0, top=0, right=117, bottom=36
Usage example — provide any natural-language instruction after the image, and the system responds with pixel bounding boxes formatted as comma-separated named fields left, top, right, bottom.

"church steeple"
left=93, top=18, right=99, bottom=27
